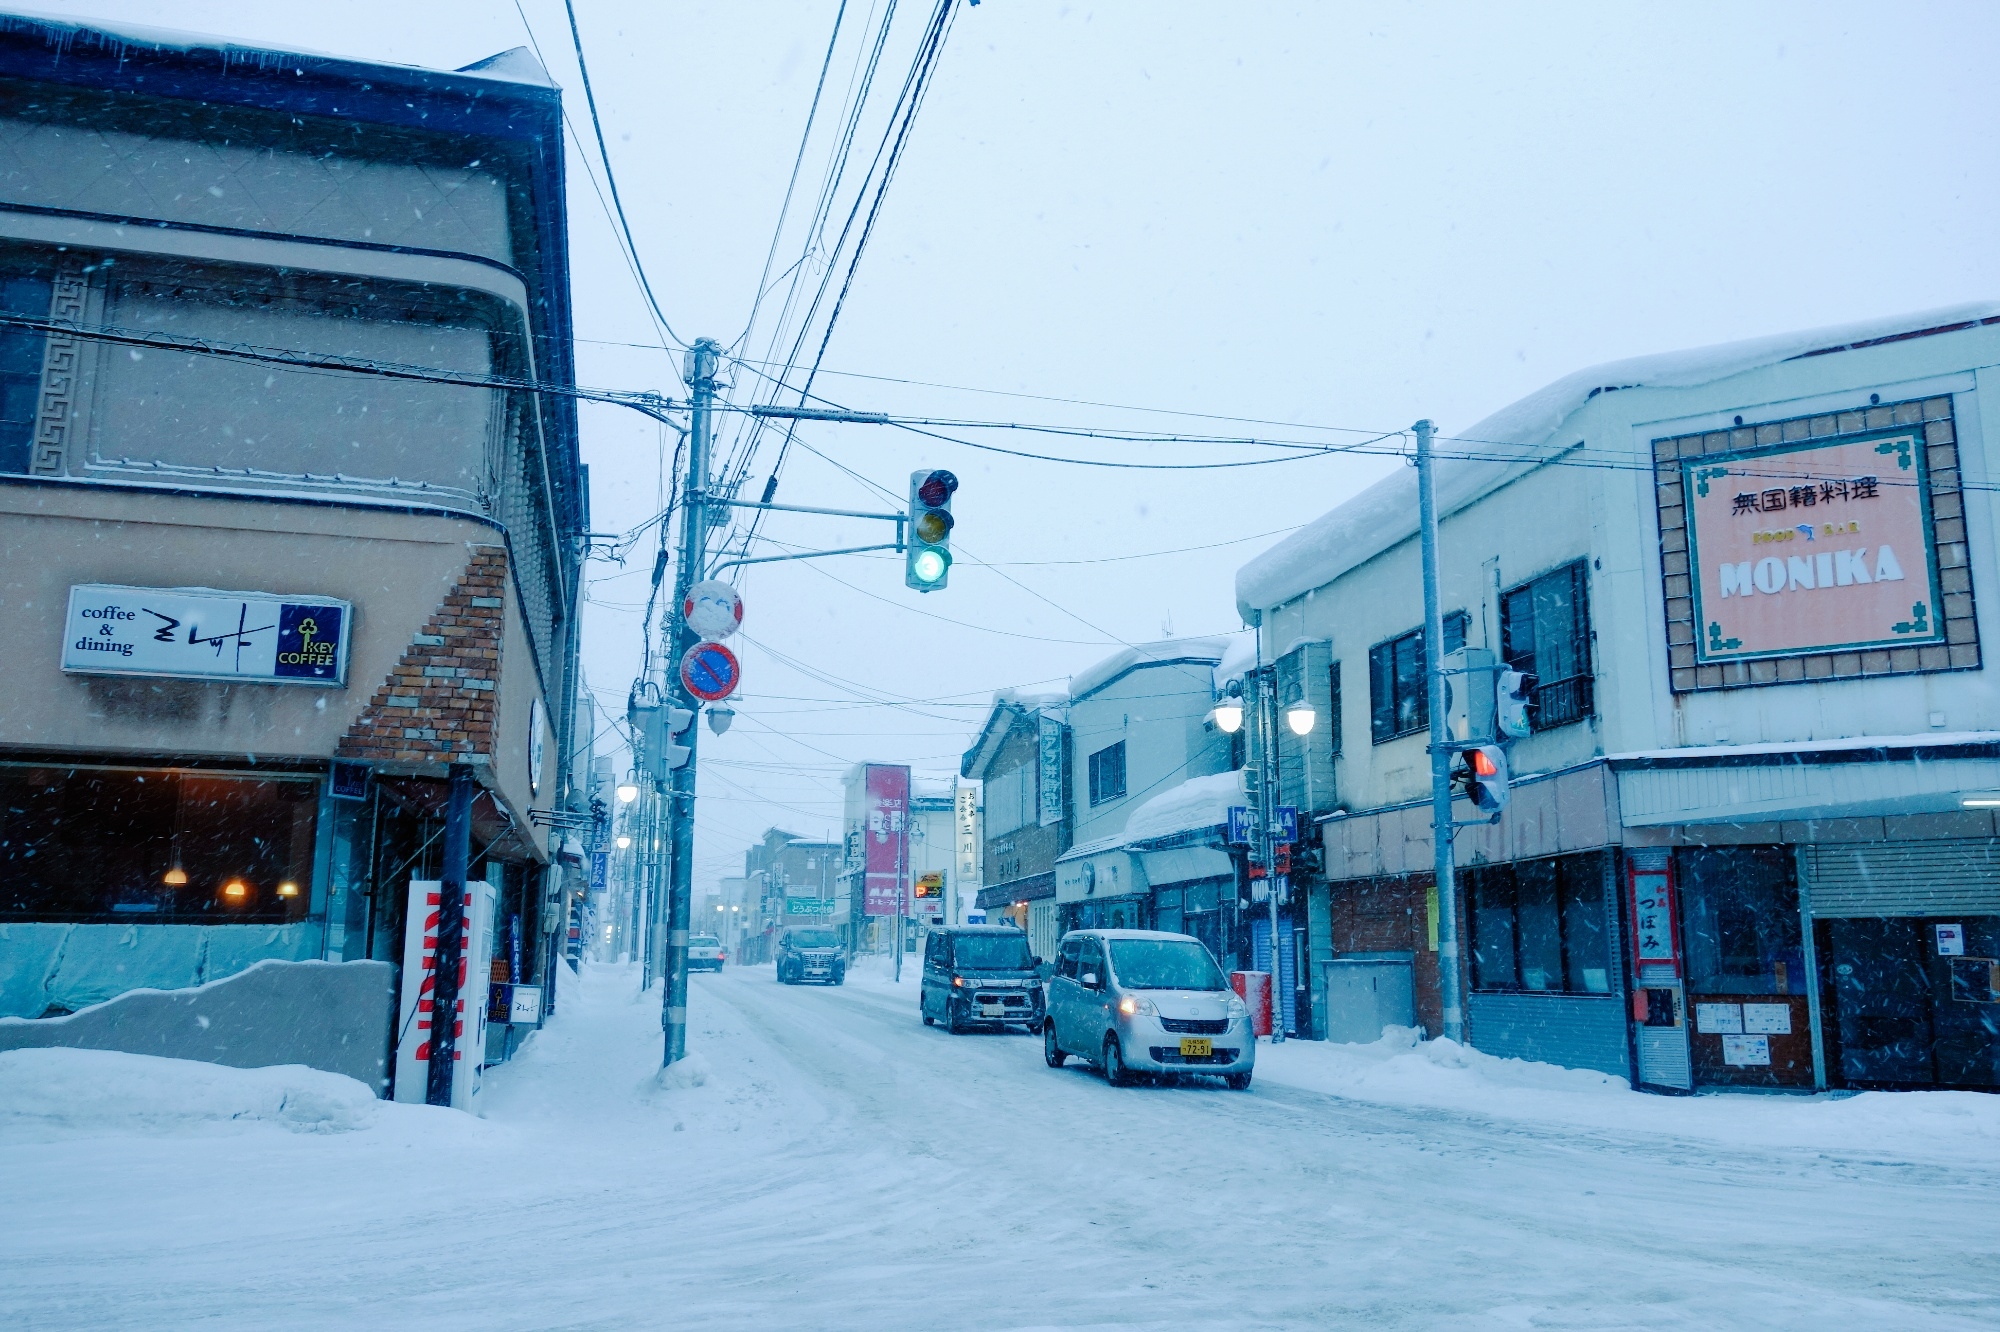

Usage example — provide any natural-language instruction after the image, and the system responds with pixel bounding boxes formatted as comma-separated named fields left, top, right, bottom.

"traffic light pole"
left=661, top=337, right=720, bottom=1067
left=1416, top=419, right=1466, bottom=1045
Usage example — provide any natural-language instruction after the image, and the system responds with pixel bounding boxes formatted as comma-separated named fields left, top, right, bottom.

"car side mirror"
left=1031, top=956, right=1043, bottom=967
left=1081, top=972, right=1100, bottom=989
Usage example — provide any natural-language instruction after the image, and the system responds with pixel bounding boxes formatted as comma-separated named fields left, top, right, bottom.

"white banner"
left=394, top=878, right=496, bottom=1109
left=62, top=583, right=351, bottom=685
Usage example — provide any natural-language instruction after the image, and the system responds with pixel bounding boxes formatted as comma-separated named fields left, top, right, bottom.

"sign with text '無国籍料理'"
left=62, top=584, right=350, bottom=686
left=1684, top=429, right=1943, bottom=664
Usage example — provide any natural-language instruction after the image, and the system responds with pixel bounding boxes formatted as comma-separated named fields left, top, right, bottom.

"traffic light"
left=1456, top=743, right=1511, bottom=814
left=1496, top=668, right=1532, bottom=739
left=639, top=703, right=696, bottom=782
left=905, top=468, right=957, bottom=591
left=1442, top=647, right=1496, bottom=743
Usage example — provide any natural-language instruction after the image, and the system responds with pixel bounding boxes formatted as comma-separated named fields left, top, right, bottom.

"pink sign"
left=1684, top=431, right=1941, bottom=663
left=862, top=764, right=910, bottom=917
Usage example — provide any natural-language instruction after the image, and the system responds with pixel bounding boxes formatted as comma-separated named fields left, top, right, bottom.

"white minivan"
left=1043, top=929, right=1254, bottom=1089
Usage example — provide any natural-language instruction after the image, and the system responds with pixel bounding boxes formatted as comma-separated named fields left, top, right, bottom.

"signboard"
left=528, top=697, right=546, bottom=796
left=1936, top=922, right=1966, bottom=956
left=1627, top=863, right=1680, bottom=971
left=1037, top=709, right=1064, bottom=827
left=680, top=641, right=742, bottom=702
left=1227, top=806, right=1256, bottom=846
left=63, top=584, right=350, bottom=685
left=955, top=785, right=980, bottom=887
left=1684, top=428, right=1944, bottom=664
left=786, top=896, right=836, bottom=915
left=393, top=878, right=496, bottom=1109
left=862, top=763, right=910, bottom=917
left=683, top=580, right=743, bottom=640
left=588, top=851, right=609, bottom=893
left=1272, top=806, right=1298, bottom=844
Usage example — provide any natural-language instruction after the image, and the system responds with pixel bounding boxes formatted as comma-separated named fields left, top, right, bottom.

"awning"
left=977, top=871, right=1055, bottom=911
left=1138, top=846, right=1234, bottom=887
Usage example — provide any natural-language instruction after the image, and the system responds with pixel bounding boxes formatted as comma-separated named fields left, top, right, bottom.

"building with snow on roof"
left=1238, top=303, right=2000, bottom=1094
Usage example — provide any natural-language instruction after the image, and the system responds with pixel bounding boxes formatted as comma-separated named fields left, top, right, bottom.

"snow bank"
left=0, top=1048, right=380, bottom=1135
left=1257, top=1028, right=2000, bottom=1161
left=1121, top=769, right=1244, bottom=843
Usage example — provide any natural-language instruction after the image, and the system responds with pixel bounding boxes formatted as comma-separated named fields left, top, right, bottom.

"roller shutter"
left=1807, top=839, right=2000, bottom=917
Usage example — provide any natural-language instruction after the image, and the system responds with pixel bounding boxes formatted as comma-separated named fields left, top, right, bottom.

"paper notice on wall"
left=1741, top=1003, right=1792, bottom=1035
left=1696, top=1002, right=1743, bottom=1034
left=1721, top=1034, right=1771, bottom=1066
left=1936, top=923, right=1966, bottom=956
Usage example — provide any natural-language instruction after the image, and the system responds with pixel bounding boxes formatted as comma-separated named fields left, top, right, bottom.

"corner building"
left=0, top=18, right=583, bottom=1092
left=1238, top=304, right=2000, bottom=1093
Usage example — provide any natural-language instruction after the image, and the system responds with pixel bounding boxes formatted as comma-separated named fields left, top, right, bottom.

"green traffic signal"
left=906, top=468, right=957, bottom=592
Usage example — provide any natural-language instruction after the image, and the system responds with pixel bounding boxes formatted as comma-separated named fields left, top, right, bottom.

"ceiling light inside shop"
left=276, top=881, right=300, bottom=898
left=1962, top=795, right=2000, bottom=808
left=221, top=880, right=248, bottom=900
left=162, top=865, right=188, bottom=886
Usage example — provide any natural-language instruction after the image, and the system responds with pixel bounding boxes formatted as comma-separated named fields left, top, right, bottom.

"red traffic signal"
left=917, top=470, right=957, bottom=507
left=1460, top=743, right=1511, bottom=814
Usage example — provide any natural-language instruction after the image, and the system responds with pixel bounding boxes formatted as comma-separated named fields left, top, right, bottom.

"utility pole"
left=1417, top=419, right=1466, bottom=1045
left=662, top=337, right=719, bottom=1066
left=1252, top=616, right=1285, bottom=1044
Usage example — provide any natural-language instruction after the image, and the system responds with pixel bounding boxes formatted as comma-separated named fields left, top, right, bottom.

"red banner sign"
left=863, top=763, right=910, bottom=917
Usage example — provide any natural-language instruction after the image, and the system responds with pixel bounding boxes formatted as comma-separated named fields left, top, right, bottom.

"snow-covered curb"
left=1256, top=1026, right=2000, bottom=1161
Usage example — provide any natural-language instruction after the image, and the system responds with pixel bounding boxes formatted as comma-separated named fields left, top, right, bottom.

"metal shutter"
left=1807, top=839, right=2000, bottom=917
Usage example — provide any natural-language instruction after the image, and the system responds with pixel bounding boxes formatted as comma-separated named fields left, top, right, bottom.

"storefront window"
left=0, top=765, right=318, bottom=925
left=1679, top=846, right=1802, bottom=995
left=1154, top=886, right=1184, bottom=934
left=1468, top=851, right=1611, bottom=993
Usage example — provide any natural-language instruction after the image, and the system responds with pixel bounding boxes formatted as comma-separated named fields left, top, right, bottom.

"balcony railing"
left=1529, top=674, right=1594, bottom=731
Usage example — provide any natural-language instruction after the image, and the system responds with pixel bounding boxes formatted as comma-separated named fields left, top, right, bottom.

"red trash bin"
left=1232, top=970, right=1272, bottom=1037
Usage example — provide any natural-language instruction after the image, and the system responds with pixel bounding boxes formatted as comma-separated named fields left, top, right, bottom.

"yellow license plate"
left=1180, top=1038, right=1212, bottom=1057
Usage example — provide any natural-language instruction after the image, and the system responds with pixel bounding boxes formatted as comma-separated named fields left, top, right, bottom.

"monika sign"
left=62, top=584, right=350, bottom=685
left=862, top=763, right=910, bottom=917
left=1684, top=429, right=1942, bottom=663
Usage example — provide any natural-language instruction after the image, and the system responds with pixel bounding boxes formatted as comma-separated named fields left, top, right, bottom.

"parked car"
left=920, top=925, right=1043, bottom=1033
left=775, top=926, right=845, bottom=985
left=1043, top=929, right=1254, bottom=1089
left=689, top=935, right=726, bottom=972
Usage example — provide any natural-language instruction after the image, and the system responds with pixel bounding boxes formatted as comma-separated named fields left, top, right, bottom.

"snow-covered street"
left=4, top=959, right=1999, bottom=1330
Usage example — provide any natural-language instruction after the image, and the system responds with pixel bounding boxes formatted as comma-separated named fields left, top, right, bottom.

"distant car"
left=775, top=926, right=845, bottom=985
left=1043, top=929, right=1254, bottom=1089
left=689, top=935, right=726, bottom=972
left=920, top=925, right=1043, bottom=1033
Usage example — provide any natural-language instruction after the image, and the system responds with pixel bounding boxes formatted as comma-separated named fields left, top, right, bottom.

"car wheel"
left=923, top=1010, right=935, bottom=1026
left=833, top=973, right=845, bottom=986
left=944, top=1002, right=962, bottom=1035
left=1043, top=1021, right=1066, bottom=1067
left=1102, top=1034, right=1132, bottom=1087
left=1224, top=1071, right=1252, bottom=1091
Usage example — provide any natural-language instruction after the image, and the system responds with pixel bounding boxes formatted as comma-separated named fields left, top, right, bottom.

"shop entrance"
left=1819, top=916, right=2000, bottom=1089
left=1678, top=846, right=1814, bottom=1088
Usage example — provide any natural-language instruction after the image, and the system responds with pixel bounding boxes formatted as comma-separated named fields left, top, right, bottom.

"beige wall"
left=0, top=483, right=551, bottom=844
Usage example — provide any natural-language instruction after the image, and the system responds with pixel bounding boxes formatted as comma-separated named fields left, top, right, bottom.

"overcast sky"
left=71, top=1, right=2000, bottom=886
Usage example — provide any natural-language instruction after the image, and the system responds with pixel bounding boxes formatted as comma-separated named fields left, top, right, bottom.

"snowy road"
left=4, top=959, right=1999, bottom=1330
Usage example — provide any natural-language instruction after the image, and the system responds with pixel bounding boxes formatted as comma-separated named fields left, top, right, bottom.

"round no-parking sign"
left=680, top=640, right=741, bottom=702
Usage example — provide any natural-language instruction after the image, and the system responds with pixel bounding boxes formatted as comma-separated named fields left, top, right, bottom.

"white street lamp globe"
left=616, top=778, right=640, bottom=803
left=1285, top=702, right=1316, bottom=736
left=615, top=834, right=632, bottom=850
left=1212, top=701, right=1244, bottom=734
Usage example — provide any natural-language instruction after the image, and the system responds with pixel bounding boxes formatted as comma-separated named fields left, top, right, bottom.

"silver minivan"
left=1043, top=929, right=1254, bottom=1089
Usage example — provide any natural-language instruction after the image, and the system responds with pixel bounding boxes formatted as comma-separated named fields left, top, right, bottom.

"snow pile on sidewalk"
left=1257, top=1027, right=2000, bottom=1161
left=0, top=1048, right=381, bottom=1135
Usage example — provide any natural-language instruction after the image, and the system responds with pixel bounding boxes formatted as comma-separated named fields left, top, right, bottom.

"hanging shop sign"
left=1037, top=708, right=1064, bottom=827
left=529, top=697, right=546, bottom=796
left=1682, top=427, right=1944, bottom=664
left=680, top=640, right=741, bottom=702
left=786, top=896, right=837, bottom=916
left=683, top=580, right=744, bottom=640
left=62, top=584, right=351, bottom=686
left=861, top=763, right=910, bottom=917
left=1627, top=860, right=1681, bottom=973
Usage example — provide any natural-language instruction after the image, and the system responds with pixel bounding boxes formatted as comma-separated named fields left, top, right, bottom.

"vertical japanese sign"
left=955, top=785, right=980, bottom=888
left=1683, top=430, right=1942, bottom=663
left=1627, top=863, right=1680, bottom=973
left=862, top=763, right=910, bottom=917
left=589, top=851, right=609, bottom=893
left=1037, top=709, right=1064, bottom=827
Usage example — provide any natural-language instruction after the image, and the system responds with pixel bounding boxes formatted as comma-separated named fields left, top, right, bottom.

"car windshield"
left=691, top=936, right=719, bottom=947
left=789, top=930, right=838, bottom=948
left=951, top=934, right=1034, bottom=970
left=1107, top=938, right=1226, bottom=990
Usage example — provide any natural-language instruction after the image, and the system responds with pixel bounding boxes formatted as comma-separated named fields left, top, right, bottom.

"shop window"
left=1467, top=851, right=1611, bottom=993
left=1680, top=846, right=1802, bottom=996
left=0, top=765, right=318, bottom=924
left=1087, top=741, right=1126, bottom=807
left=1501, top=560, right=1593, bottom=731
left=1369, top=612, right=1467, bottom=743
left=0, top=272, right=51, bottom=473
left=1328, top=661, right=1343, bottom=757
left=1154, top=887, right=1185, bottom=935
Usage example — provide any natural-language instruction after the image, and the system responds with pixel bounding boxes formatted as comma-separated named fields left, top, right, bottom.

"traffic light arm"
left=706, top=540, right=906, bottom=576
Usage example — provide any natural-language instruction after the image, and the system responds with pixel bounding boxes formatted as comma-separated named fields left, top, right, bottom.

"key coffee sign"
left=63, top=584, right=351, bottom=686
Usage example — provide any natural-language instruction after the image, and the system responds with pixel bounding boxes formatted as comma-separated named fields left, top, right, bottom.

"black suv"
left=775, top=926, right=845, bottom=985
left=920, top=925, right=1044, bottom=1033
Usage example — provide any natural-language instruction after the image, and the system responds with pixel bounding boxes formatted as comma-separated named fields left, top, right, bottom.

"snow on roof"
left=1068, top=636, right=1235, bottom=703
left=1121, top=770, right=1245, bottom=844
left=1607, top=731, right=2000, bottom=763
left=454, top=46, right=556, bottom=87
left=1236, top=302, right=2000, bottom=618
left=1213, top=631, right=1260, bottom=688
left=961, top=688, right=1066, bottom=779
left=1054, top=832, right=1132, bottom=864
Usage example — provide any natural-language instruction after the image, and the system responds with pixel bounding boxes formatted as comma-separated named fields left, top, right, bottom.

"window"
left=1368, top=612, right=1467, bottom=743
left=1467, top=852, right=1610, bottom=993
left=1328, top=661, right=1343, bottom=757
left=0, top=765, right=319, bottom=924
left=1057, top=937, right=1082, bottom=980
left=1502, top=561, right=1593, bottom=731
left=0, top=272, right=51, bottom=473
left=1087, top=741, right=1126, bottom=806
left=1680, top=846, right=1802, bottom=996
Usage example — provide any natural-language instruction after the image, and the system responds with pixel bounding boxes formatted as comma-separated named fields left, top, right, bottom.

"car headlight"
left=1117, top=995, right=1157, bottom=1017
left=1225, top=994, right=1249, bottom=1019
left=952, top=976, right=966, bottom=988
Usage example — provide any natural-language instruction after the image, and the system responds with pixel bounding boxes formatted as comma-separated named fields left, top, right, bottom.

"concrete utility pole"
left=662, top=337, right=720, bottom=1066
left=1416, top=419, right=1466, bottom=1045
left=1252, top=616, right=1285, bottom=1043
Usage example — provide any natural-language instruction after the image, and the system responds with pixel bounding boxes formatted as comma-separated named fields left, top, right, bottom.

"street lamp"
left=616, top=834, right=632, bottom=850
left=616, top=770, right=640, bottom=804
left=1211, top=699, right=1244, bottom=733
left=1284, top=700, right=1316, bottom=735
